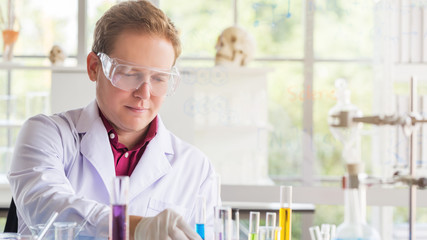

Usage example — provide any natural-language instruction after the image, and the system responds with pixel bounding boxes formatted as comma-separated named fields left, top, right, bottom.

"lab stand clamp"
left=328, top=78, right=426, bottom=240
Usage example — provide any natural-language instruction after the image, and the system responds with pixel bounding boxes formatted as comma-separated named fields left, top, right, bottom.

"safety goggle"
left=97, top=52, right=180, bottom=96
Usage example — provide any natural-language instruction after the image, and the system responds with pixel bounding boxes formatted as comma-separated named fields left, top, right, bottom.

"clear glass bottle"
left=334, top=183, right=381, bottom=240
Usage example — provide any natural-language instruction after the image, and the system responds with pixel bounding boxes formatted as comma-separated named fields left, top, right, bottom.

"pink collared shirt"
left=99, top=110, right=158, bottom=176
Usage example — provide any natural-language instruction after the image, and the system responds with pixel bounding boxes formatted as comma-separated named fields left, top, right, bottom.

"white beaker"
left=54, top=222, right=77, bottom=240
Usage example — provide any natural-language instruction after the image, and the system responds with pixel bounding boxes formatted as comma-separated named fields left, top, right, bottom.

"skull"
left=49, top=45, right=66, bottom=66
left=215, top=26, right=256, bottom=67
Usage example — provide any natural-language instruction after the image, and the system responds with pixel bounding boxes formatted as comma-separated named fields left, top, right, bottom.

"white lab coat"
left=8, top=100, right=219, bottom=239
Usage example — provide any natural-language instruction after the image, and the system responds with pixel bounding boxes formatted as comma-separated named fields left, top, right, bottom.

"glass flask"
left=334, top=185, right=381, bottom=240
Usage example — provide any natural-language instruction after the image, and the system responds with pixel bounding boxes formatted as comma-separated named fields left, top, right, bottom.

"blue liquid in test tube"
left=195, top=196, right=206, bottom=239
left=196, top=223, right=205, bottom=239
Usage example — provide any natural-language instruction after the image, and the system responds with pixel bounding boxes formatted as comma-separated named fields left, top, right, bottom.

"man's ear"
left=87, top=52, right=100, bottom=82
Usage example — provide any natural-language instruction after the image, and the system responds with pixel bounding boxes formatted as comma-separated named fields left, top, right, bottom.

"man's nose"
left=133, top=81, right=151, bottom=99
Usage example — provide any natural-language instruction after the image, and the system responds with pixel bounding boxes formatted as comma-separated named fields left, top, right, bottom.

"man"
left=8, top=1, right=218, bottom=240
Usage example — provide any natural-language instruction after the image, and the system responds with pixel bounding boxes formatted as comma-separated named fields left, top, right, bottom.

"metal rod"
left=409, top=76, right=417, bottom=240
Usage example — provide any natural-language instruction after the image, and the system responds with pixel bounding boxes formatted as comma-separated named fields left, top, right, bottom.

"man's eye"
left=125, top=73, right=140, bottom=77
left=152, top=74, right=169, bottom=82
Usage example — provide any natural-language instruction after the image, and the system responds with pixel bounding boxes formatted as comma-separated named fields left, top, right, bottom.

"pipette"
left=74, top=205, right=97, bottom=239
left=36, top=211, right=58, bottom=240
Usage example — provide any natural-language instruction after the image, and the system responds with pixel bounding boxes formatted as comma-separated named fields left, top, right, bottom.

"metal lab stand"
left=329, top=77, right=427, bottom=240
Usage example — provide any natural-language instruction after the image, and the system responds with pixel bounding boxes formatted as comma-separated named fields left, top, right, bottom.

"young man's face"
left=94, top=31, right=175, bottom=135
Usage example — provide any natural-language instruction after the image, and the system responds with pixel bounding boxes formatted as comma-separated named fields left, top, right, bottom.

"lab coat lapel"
left=77, top=101, right=116, bottom=196
left=129, top=117, right=173, bottom=201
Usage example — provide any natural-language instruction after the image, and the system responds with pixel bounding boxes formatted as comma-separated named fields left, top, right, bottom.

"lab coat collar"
left=78, top=100, right=116, bottom=197
left=128, top=116, right=173, bottom=201
left=76, top=100, right=100, bottom=134
left=76, top=100, right=174, bottom=202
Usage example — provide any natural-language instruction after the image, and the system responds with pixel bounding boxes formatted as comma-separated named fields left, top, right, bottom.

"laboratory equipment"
left=309, top=224, right=336, bottom=240
left=248, top=211, right=260, bottom=240
left=334, top=166, right=380, bottom=240
left=74, top=206, right=96, bottom=239
left=110, top=176, right=129, bottom=240
left=54, top=222, right=77, bottom=240
left=0, top=233, right=21, bottom=240
left=19, top=235, right=34, bottom=240
left=328, top=77, right=427, bottom=239
left=265, top=212, right=276, bottom=229
left=259, top=226, right=281, bottom=240
left=279, top=186, right=292, bottom=240
left=232, top=209, right=240, bottom=240
left=265, top=212, right=276, bottom=240
left=195, top=196, right=206, bottom=240
left=214, top=206, right=232, bottom=240
left=327, top=78, right=362, bottom=165
left=36, top=211, right=59, bottom=240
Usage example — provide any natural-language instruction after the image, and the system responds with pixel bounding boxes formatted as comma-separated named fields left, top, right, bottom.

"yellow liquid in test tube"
left=278, top=186, right=292, bottom=240
left=278, top=208, right=291, bottom=240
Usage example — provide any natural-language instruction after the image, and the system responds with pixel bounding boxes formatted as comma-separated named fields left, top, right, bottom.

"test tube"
left=279, top=186, right=292, bottom=240
left=266, top=212, right=276, bottom=228
left=265, top=212, right=276, bottom=240
left=232, top=209, right=240, bottom=240
left=195, top=196, right=206, bottom=240
left=248, top=211, right=260, bottom=240
left=214, top=206, right=232, bottom=240
left=110, top=176, right=129, bottom=240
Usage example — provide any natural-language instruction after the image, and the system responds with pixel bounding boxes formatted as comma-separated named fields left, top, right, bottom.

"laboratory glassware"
left=232, top=209, right=240, bottom=240
left=54, top=222, right=77, bottom=240
left=328, top=78, right=362, bottom=164
left=0, top=233, right=20, bottom=240
left=110, top=176, right=129, bottom=240
left=334, top=175, right=380, bottom=240
left=195, top=196, right=206, bottom=239
left=214, top=206, right=232, bottom=240
left=279, top=186, right=292, bottom=240
left=248, top=211, right=260, bottom=240
left=259, top=226, right=281, bottom=240
left=265, top=212, right=276, bottom=240
left=31, top=211, right=58, bottom=240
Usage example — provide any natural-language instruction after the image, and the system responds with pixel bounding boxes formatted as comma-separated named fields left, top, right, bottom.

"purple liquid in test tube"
left=112, top=204, right=127, bottom=240
left=110, top=176, right=129, bottom=240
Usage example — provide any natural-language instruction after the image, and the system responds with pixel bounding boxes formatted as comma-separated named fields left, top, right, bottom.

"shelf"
left=393, top=63, right=427, bottom=82
left=0, top=120, right=24, bottom=127
left=0, top=63, right=86, bottom=71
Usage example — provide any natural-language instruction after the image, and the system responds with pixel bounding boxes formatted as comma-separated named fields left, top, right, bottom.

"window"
left=161, top=0, right=376, bottom=185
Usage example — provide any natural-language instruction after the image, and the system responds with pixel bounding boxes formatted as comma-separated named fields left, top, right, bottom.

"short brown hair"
left=92, top=0, right=181, bottom=61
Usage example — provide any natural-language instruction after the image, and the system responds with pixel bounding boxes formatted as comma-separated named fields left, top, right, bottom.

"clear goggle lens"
left=97, top=52, right=180, bottom=96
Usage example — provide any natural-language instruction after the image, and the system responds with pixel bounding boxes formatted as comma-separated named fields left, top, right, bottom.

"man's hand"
left=134, top=209, right=202, bottom=240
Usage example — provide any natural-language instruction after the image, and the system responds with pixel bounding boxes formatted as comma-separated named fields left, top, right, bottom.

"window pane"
left=87, top=0, right=124, bottom=53
left=258, top=61, right=304, bottom=181
left=160, top=0, right=233, bottom=58
left=5, top=0, right=77, bottom=58
left=314, top=0, right=375, bottom=59
left=11, top=70, right=51, bottom=121
left=239, top=0, right=304, bottom=58
left=313, top=62, right=374, bottom=177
